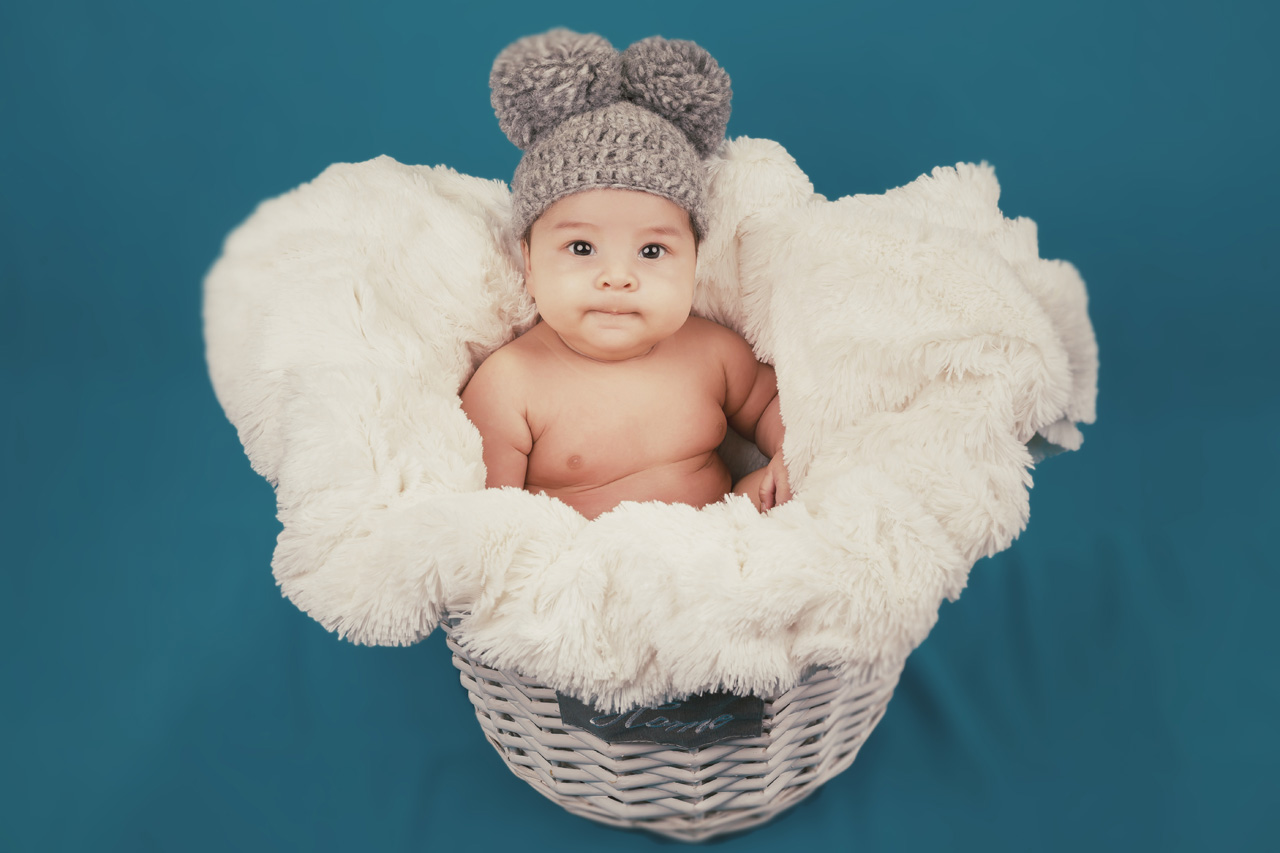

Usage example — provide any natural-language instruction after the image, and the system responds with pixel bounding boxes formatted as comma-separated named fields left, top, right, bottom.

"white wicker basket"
left=443, top=620, right=901, bottom=842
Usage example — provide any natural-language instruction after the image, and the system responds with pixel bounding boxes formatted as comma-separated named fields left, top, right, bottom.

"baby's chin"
left=558, top=329, right=663, bottom=362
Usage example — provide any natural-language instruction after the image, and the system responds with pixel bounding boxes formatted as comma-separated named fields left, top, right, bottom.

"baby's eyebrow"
left=641, top=225, right=687, bottom=238
left=545, top=220, right=687, bottom=237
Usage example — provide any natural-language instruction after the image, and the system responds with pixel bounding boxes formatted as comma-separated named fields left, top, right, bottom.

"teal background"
left=3, top=0, right=1276, bottom=850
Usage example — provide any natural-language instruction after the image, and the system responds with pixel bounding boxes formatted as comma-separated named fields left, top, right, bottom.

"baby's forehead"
left=532, top=188, right=695, bottom=239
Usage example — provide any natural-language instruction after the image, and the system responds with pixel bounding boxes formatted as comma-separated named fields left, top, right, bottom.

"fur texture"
left=203, top=138, right=1097, bottom=711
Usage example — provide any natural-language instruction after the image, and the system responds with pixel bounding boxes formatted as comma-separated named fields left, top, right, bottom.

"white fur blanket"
left=204, top=137, right=1097, bottom=711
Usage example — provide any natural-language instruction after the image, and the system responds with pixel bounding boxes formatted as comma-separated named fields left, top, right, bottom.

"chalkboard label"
left=556, top=690, right=765, bottom=749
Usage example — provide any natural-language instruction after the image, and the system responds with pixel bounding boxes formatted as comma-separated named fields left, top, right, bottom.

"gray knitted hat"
left=490, top=29, right=732, bottom=240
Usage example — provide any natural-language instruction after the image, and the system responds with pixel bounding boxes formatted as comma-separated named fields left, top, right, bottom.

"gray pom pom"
left=490, top=29, right=623, bottom=150
left=620, top=37, right=732, bottom=157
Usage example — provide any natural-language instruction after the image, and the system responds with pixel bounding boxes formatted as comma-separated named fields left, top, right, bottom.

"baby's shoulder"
left=466, top=334, right=541, bottom=394
left=678, top=316, right=754, bottom=361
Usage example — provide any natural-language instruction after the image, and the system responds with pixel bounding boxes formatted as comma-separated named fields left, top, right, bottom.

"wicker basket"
left=442, top=620, right=900, bottom=842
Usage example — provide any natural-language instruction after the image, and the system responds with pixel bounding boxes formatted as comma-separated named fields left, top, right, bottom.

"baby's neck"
left=559, top=336, right=656, bottom=363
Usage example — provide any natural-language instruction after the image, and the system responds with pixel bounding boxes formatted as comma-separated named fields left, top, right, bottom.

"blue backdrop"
left=4, top=0, right=1276, bottom=850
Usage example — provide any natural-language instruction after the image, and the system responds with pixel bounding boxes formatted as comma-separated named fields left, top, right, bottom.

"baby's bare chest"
left=525, top=366, right=727, bottom=488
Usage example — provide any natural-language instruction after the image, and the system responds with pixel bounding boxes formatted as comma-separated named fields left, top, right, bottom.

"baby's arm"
left=719, top=329, right=791, bottom=510
left=459, top=348, right=534, bottom=489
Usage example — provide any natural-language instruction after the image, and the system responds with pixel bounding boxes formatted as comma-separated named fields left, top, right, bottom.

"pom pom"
left=490, top=29, right=623, bottom=150
left=620, top=37, right=732, bottom=157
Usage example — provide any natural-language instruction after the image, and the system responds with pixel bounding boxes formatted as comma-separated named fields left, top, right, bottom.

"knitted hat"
left=490, top=29, right=732, bottom=240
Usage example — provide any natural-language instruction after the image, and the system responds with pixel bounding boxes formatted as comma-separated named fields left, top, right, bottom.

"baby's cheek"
left=662, top=302, right=694, bottom=328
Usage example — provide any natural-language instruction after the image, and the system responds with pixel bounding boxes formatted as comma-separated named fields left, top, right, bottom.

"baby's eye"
left=570, top=241, right=594, bottom=256
left=640, top=244, right=666, bottom=260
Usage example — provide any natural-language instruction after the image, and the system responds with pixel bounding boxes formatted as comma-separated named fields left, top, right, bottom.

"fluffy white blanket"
left=204, top=137, right=1097, bottom=711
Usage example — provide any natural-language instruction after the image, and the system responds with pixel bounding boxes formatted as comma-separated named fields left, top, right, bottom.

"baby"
left=462, top=30, right=790, bottom=520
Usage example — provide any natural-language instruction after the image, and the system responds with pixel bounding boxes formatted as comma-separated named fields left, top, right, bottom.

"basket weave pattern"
left=444, top=623, right=900, bottom=841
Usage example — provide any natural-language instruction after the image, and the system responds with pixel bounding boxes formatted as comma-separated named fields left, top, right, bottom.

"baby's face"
left=522, top=189, right=697, bottom=362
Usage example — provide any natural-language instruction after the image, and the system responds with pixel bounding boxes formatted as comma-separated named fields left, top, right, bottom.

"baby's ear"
left=520, top=237, right=532, bottom=276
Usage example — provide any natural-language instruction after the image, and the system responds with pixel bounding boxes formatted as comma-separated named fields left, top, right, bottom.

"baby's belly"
left=526, top=452, right=733, bottom=520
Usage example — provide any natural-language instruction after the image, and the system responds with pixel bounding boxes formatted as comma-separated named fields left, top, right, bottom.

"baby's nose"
left=597, top=267, right=637, bottom=289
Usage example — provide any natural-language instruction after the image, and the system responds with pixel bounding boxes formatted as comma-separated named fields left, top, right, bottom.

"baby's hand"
left=759, top=453, right=792, bottom=511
